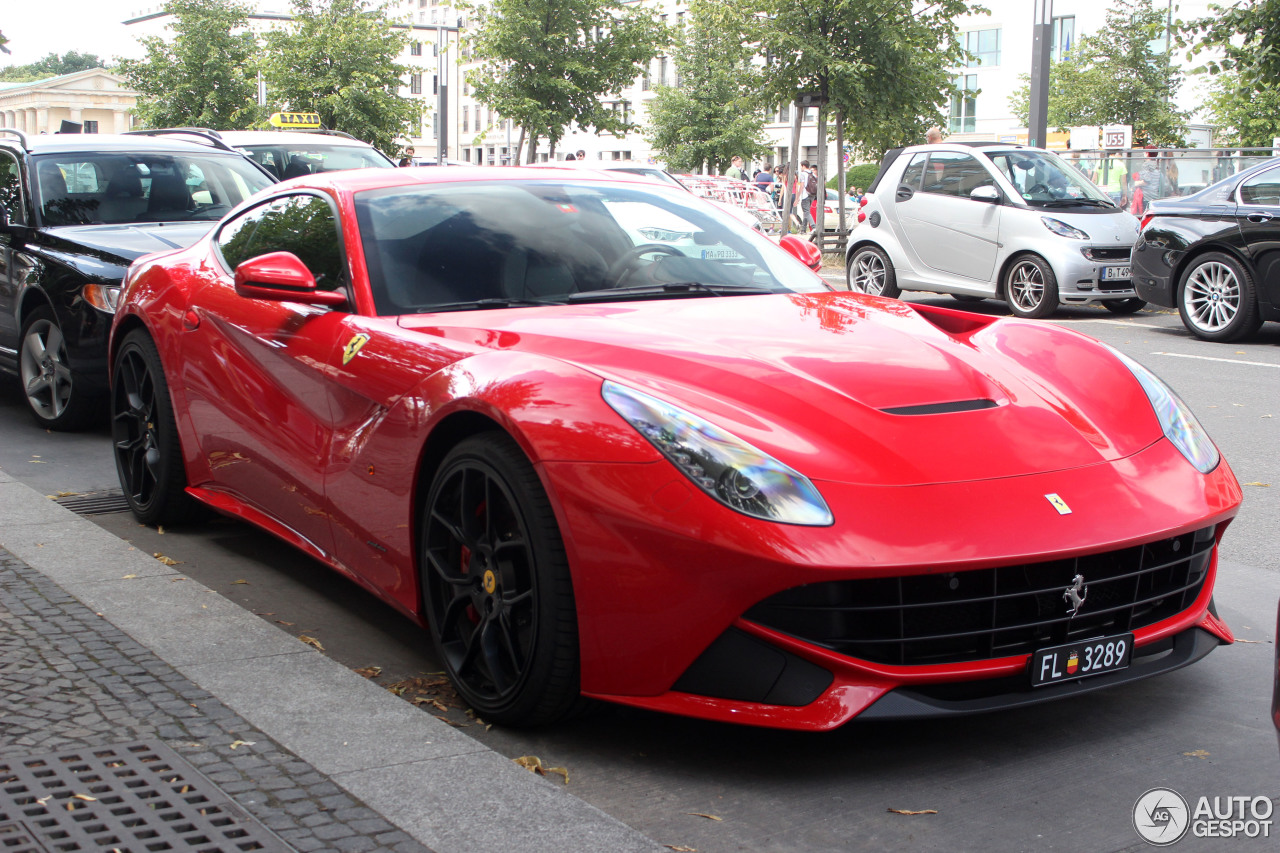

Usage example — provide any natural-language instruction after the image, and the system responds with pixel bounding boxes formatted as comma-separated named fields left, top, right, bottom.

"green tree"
left=1202, top=70, right=1280, bottom=147
left=261, top=0, right=419, bottom=152
left=1009, top=0, right=1185, bottom=146
left=466, top=0, right=668, bottom=162
left=644, top=0, right=770, bottom=173
left=1181, top=1, right=1280, bottom=148
left=117, top=0, right=262, bottom=130
left=0, top=51, right=105, bottom=82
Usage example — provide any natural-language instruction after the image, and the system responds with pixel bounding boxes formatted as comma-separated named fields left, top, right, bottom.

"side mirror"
left=778, top=233, right=822, bottom=271
left=970, top=185, right=1001, bottom=204
left=0, top=203, right=29, bottom=244
left=233, top=251, right=348, bottom=307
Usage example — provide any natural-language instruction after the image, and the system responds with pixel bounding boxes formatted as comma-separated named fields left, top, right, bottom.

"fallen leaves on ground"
left=228, top=740, right=255, bottom=750
left=121, top=574, right=137, bottom=579
left=46, top=491, right=80, bottom=499
left=353, top=665, right=382, bottom=679
left=232, top=579, right=249, bottom=584
left=1242, top=482, right=1271, bottom=487
left=72, top=794, right=97, bottom=801
left=513, top=755, right=569, bottom=784
left=665, top=846, right=698, bottom=852
left=153, top=553, right=179, bottom=566
left=298, top=635, right=324, bottom=651
left=275, top=620, right=294, bottom=626
left=1183, top=750, right=1210, bottom=759
left=686, top=813, right=722, bottom=821
left=888, top=808, right=937, bottom=815
left=1235, top=638, right=1266, bottom=644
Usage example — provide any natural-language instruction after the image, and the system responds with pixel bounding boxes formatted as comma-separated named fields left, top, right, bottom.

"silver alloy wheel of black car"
left=1178, top=252, right=1262, bottom=342
left=1003, top=254, right=1059, bottom=319
left=18, top=305, right=96, bottom=430
left=421, top=432, right=582, bottom=726
left=847, top=246, right=899, bottom=298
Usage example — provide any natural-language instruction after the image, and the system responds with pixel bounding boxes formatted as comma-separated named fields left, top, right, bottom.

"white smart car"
left=847, top=142, right=1143, bottom=318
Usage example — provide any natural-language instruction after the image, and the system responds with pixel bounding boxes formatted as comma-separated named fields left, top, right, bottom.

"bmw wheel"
left=19, top=305, right=99, bottom=430
left=112, top=329, right=199, bottom=525
left=1178, top=252, right=1262, bottom=342
left=421, top=433, right=581, bottom=726
left=847, top=246, right=899, bottom=298
left=1003, top=254, right=1059, bottom=319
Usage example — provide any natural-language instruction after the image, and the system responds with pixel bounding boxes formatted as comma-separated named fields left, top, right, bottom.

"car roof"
left=216, top=130, right=379, bottom=148
left=269, top=164, right=685, bottom=196
left=0, top=131, right=243, bottom=157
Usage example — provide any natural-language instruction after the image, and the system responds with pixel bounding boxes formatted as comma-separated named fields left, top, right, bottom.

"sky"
left=2, top=1, right=147, bottom=69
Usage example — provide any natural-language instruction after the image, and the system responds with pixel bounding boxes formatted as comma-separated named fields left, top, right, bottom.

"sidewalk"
left=0, top=468, right=665, bottom=853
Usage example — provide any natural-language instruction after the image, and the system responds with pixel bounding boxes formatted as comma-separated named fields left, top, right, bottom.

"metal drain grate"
left=0, top=821, right=48, bottom=853
left=53, top=490, right=131, bottom=516
left=0, top=741, right=295, bottom=852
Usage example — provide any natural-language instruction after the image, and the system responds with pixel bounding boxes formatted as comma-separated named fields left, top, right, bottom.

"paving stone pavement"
left=0, top=546, right=432, bottom=853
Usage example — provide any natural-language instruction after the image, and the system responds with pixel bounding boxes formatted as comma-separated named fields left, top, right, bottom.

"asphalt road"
left=1, top=294, right=1276, bottom=853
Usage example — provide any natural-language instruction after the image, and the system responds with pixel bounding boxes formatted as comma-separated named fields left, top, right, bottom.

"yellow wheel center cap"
left=482, top=569, right=497, bottom=595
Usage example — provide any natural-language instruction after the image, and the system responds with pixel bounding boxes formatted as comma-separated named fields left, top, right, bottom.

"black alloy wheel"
left=19, top=305, right=98, bottom=430
left=421, top=433, right=581, bottom=726
left=112, top=329, right=198, bottom=525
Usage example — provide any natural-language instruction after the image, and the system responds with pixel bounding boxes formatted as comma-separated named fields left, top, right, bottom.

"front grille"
left=745, top=526, right=1215, bottom=666
left=1083, top=246, right=1132, bottom=262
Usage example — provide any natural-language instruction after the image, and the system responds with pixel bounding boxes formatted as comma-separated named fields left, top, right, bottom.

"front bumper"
left=1053, top=245, right=1140, bottom=304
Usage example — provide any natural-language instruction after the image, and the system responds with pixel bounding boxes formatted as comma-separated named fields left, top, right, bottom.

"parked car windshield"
left=987, top=150, right=1115, bottom=208
left=33, top=152, right=274, bottom=226
left=236, top=142, right=395, bottom=180
left=354, top=180, right=828, bottom=315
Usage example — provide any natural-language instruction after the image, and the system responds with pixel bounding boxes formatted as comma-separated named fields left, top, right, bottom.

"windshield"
left=34, top=152, right=274, bottom=226
left=987, top=150, right=1115, bottom=207
left=354, top=180, right=828, bottom=316
left=238, top=142, right=395, bottom=179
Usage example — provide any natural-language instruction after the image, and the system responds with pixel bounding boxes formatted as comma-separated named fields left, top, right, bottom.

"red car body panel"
left=111, top=167, right=1243, bottom=730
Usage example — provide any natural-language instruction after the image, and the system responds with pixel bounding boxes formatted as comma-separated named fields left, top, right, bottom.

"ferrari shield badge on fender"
left=343, top=333, right=370, bottom=365
left=1045, top=493, right=1072, bottom=515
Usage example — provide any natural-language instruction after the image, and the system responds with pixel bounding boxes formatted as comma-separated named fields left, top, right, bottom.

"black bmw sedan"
left=1133, top=157, right=1280, bottom=341
left=0, top=130, right=274, bottom=429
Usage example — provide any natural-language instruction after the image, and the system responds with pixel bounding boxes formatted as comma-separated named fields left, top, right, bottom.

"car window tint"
left=900, top=154, right=927, bottom=191
left=217, top=194, right=346, bottom=291
left=0, top=153, right=25, bottom=225
left=1239, top=167, right=1280, bottom=206
left=921, top=152, right=988, bottom=197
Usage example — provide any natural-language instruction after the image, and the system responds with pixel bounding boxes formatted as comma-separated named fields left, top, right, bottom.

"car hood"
left=40, top=222, right=215, bottom=272
left=400, top=292, right=1163, bottom=486
left=1029, top=208, right=1140, bottom=242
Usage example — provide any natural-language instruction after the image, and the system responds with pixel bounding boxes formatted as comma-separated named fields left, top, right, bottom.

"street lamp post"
left=1028, top=0, right=1053, bottom=149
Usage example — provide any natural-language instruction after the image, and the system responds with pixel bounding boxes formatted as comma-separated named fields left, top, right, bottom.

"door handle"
left=1247, top=212, right=1273, bottom=223
left=896, top=185, right=914, bottom=202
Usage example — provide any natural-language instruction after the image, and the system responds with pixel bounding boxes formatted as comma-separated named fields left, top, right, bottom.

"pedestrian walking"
left=797, top=160, right=816, bottom=231
left=754, top=163, right=774, bottom=194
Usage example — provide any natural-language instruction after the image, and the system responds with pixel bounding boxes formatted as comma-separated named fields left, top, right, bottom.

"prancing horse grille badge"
left=1063, top=574, right=1088, bottom=617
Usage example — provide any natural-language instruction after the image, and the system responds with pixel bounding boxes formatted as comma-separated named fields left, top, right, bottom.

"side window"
left=1239, top=167, right=1280, bottom=207
left=921, top=152, right=988, bottom=197
left=216, top=194, right=346, bottom=291
left=900, top=154, right=927, bottom=191
left=0, top=153, right=25, bottom=225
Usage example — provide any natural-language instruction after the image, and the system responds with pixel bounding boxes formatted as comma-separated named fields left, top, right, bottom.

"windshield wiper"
left=1039, top=198, right=1117, bottom=209
left=415, top=297, right=566, bottom=313
left=566, top=282, right=775, bottom=302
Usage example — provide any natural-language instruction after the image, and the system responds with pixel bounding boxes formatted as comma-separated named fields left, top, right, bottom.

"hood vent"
left=881, top=399, right=998, bottom=416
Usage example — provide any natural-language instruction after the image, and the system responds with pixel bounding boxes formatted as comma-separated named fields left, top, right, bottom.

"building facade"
left=0, top=69, right=138, bottom=135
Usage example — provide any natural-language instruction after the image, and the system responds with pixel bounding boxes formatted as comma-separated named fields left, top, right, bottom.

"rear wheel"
left=111, top=329, right=200, bottom=525
left=420, top=433, right=581, bottom=726
left=1178, top=252, right=1262, bottom=342
left=1103, top=297, right=1146, bottom=315
left=1003, top=254, right=1059, bottom=319
left=847, top=246, right=900, bottom=297
left=19, top=305, right=99, bottom=430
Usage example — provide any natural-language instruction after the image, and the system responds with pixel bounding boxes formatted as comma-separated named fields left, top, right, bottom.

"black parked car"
left=1133, top=158, right=1280, bottom=341
left=0, top=130, right=275, bottom=429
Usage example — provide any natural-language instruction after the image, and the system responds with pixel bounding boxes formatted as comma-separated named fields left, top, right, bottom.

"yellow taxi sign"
left=268, top=111, right=322, bottom=129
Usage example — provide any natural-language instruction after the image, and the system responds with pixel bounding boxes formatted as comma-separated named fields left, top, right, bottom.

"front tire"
left=420, top=433, right=581, bottom=726
left=847, top=246, right=900, bottom=297
left=1103, top=297, right=1146, bottom=315
left=1178, top=252, right=1262, bottom=342
left=19, top=305, right=99, bottom=430
left=111, top=329, right=199, bottom=525
left=1003, top=254, right=1059, bottom=319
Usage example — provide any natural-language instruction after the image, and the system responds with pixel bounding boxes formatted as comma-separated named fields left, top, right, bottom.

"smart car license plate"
left=1030, top=633, right=1133, bottom=687
left=1102, top=265, right=1131, bottom=281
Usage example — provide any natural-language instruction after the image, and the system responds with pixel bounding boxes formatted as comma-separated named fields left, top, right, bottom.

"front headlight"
left=82, top=284, right=123, bottom=313
left=602, top=381, right=833, bottom=526
left=1111, top=350, right=1219, bottom=474
left=1041, top=216, right=1090, bottom=239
